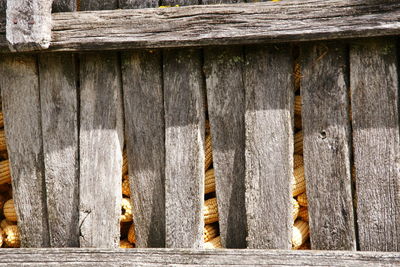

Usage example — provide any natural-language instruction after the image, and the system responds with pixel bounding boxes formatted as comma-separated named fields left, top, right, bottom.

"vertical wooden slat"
left=204, top=46, right=246, bottom=248
left=164, top=48, right=205, bottom=248
left=244, top=45, right=293, bottom=249
left=0, top=55, right=49, bottom=247
left=301, top=42, right=356, bottom=250
left=350, top=38, right=400, bottom=251
left=120, top=0, right=165, bottom=249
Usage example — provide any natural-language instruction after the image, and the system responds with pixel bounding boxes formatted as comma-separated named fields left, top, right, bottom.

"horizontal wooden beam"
left=0, top=248, right=398, bottom=266
left=0, top=0, right=399, bottom=52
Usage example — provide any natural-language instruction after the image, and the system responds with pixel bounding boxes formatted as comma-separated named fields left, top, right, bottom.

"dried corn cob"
left=297, top=192, right=308, bottom=207
left=297, top=239, right=311, bottom=250
left=292, top=219, right=309, bottom=249
left=294, top=115, right=302, bottom=130
left=294, top=95, right=302, bottom=116
left=294, top=63, right=301, bottom=93
left=204, top=197, right=219, bottom=224
left=205, top=134, right=213, bottom=171
left=293, top=154, right=303, bottom=170
left=120, top=239, right=134, bottom=248
left=0, top=228, right=3, bottom=247
left=294, top=131, right=303, bottom=155
left=3, top=225, right=20, bottom=248
left=0, top=160, right=11, bottom=185
left=204, top=235, right=222, bottom=249
left=292, top=198, right=299, bottom=220
left=0, top=131, right=6, bottom=152
left=122, top=150, right=128, bottom=176
left=0, top=219, right=14, bottom=230
left=128, top=224, right=136, bottom=244
left=298, top=206, right=309, bottom=222
left=3, top=199, right=17, bottom=222
left=204, top=223, right=218, bottom=243
left=120, top=198, right=133, bottom=223
left=292, top=166, right=306, bottom=197
left=0, top=112, right=3, bottom=128
left=122, top=178, right=130, bottom=196
left=205, top=169, right=216, bottom=194
left=205, top=120, right=211, bottom=135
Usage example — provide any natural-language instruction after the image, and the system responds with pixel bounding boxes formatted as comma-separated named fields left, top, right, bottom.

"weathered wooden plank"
left=0, top=248, right=399, bottom=266
left=350, top=38, right=400, bottom=251
left=6, top=0, right=52, bottom=51
left=164, top=48, right=205, bottom=248
left=301, top=42, right=356, bottom=250
left=0, top=0, right=391, bottom=53
left=0, top=55, right=49, bottom=247
left=38, top=53, right=79, bottom=247
left=121, top=50, right=165, bottom=247
left=244, top=45, right=293, bottom=249
left=203, top=46, right=246, bottom=248
left=79, top=52, right=124, bottom=248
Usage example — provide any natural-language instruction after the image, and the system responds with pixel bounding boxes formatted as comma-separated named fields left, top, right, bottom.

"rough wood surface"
left=79, top=52, right=124, bottom=248
left=301, top=42, right=356, bottom=250
left=164, top=49, right=205, bottom=248
left=38, top=53, right=79, bottom=247
left=121, top=50, right=165, bottom=248
left=0, top=55, right=49, bottom=247
left=350, top=38, right=400, bottom=252
left=0, top=0, right=392, bottom=52
left=6, top=0, right=53, bottom=51
left=0, top=248, right=399, bottom=266
left=204, top=46, right=246, bottom=248
left=244, top=45, right=293, bottom=249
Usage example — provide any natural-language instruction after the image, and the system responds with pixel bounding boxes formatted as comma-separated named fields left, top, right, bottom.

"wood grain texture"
left=121, top=50, right=165, bottom=248
left=0, top=248, right=399, bottom=266
left=0, top=55, right=49, bottom=247
left=164, top=48, right=205, bottom=248
left=6, top=0, right=53, bottom=51
left=301, top=42, right=356, bottom=250
left=244, top=45, right=293, bottom=249
left=350, top=38, right=400, bottom=252
left=204, top=46, right=246, bottom=248
left=39, top=53, right=79, bottom=247
left=79, top=52, right=124, bottom=248
left=2, top=0, right=393, bottom=53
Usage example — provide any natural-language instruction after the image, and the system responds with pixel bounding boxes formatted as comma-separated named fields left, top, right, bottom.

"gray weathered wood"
left=244, top=45, right=293, bottom=249
left=38, top=53, right=79, bottom=247
left=301, top=42, right=356, bottom=250
left=164, top=48, right=205, bottom=248
left=0, top=55, right=49, bottom=247
left=120, top=0, right=164, bottom=249
left=79, top=52, right=124, bottom=248
left=0, top=248, right=399, bottom=266
left=350, top=38, right=400, bottom=252
left=6, top=0, right=52, bottom=51
left=0, top=0, right=392, bottom=53
left=204, top=46, right=246, bottom=248
left=121, top=50, right=165, bottom=247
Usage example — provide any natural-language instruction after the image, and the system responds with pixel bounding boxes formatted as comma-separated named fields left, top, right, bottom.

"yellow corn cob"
left=128, top=224, right=136, bottom=244
left=205, top=134, right=213, bottom=171
left=0, top=160, right=11, bottom=185
left=0, top=228, right=3, bottom=247
left=292, top=166, right=306, bottom=197
left=294, top=115, right=302, bottom=130
left=204, top=223, right=218, bottom=243
left=294, top=95, right=302, bottom=116
left=294, top=63, right=301, bottom=93
left=0, top=112, right=3, bottom=128
left=205, top=120, right=211, bottom=135
left=292, top=198, right=299, bottom=220
left=120, top=239, right=134, bottom=248
left=297, top=192, right=308, bottom=207
left=122, top=150, right=128, bottom=176
left=122, top=178, right=130, bottom=197
left=204, top=235, right=222, bottom=249
left=0, top=131, right=6, bottom=152
left=292, top=219, right=309, bottom=249
left=294, top=131, right=303, bottom=155
left=123, top=175, right=129, bottom=180
left=120, top=198, right=133, bottom=223
left=297, top=239, right=311, bottom=250
left=3, top=225, right=20, bottom=248
left=204, top=197, right=219, bottom=224
left=0, top=219, right=14, bottom=230
left=293, top=154, right=303, bottom=170
left=205, top=169, right=216, bottom=194
left=298, top=206, right=309, bottom=222
left=3, top=199, right=17, bottom=222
